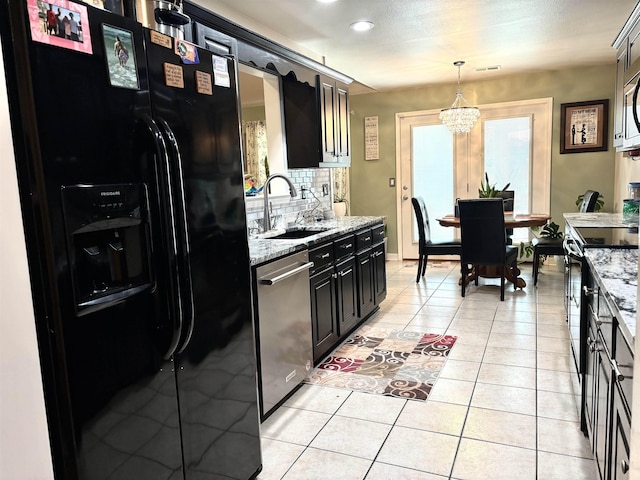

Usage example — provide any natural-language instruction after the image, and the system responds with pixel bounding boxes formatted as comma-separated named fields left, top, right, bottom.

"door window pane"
left=483, top=117, right=531, bottom=242
left=412, top=124, right=455, bottom=243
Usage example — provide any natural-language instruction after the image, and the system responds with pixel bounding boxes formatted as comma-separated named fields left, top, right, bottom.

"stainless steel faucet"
left=262, top=174, right=297, bottom=232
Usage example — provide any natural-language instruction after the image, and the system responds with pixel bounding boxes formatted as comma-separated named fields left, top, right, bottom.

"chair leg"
left=532, top=251, right=539, bottom=286
left=461, top=263, right=466, bottom=297
left=500, top=271, right=505, bottom=301
left=416, top=255, right=423, bottom=283
left=421, top=255, right=428, bottom=278
left=474, top=265, right=479, bottom=286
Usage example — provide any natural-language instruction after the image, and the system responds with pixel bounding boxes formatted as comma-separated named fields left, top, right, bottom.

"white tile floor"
left=257, top=259, right=598, bottom=480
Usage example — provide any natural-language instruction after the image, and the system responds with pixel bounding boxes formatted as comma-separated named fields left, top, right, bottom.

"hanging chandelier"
left=439, top=61, right=480, bottom=134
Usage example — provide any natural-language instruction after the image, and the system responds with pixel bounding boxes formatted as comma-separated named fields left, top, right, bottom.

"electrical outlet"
left=322, top=184, right=329, bottom=196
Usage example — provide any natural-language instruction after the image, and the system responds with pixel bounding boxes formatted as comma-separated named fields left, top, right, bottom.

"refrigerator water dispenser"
left=61, top=184, right=152, bottom=315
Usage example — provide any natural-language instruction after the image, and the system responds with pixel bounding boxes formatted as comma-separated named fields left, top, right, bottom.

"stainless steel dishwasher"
left=256, top=250, right=313, bottom=419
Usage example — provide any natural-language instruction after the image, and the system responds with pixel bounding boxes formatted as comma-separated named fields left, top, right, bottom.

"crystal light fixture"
left=439, top=61, right=480, bottom=134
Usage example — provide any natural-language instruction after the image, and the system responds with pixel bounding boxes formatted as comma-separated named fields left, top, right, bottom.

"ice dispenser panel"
left=61, top=184, right=152, bottom=315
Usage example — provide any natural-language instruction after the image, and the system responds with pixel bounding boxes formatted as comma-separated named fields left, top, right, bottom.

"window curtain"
left=242, top=120, right=268, bottom=187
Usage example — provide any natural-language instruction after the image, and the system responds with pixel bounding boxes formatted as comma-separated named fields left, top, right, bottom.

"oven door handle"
left=563, top=235, right=582, bottom=258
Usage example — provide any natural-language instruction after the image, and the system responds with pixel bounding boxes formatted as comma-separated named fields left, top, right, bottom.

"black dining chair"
left=532, top=189, right=600, bottom=285
left=411, top=197, right=462, bottom=283
left=458, top=198, right=518, bottom=300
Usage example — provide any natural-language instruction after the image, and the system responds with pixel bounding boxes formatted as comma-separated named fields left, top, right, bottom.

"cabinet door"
left=335, top=82, right=350, bottom=161
left=584, top=319, right=597, bottom=438
left=614, top=44, right=627, bottom=149
left=310, top=268, right=339, bottom=363
left=372, top=243, right=386, bottom=305
left=319, top=77, right=336, bottom=162
left=610, top=384, right=631, bottom=480
left=336, top=256, right=358, bottom=336
left=594, top=340, right=612, bottom=480
left=356, top=250, right=375, bottom=319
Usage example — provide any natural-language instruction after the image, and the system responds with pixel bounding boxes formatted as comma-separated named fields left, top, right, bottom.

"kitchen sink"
left=263, top=227, right=333, bottom=240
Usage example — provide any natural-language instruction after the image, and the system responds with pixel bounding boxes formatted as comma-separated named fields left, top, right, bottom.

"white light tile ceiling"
left=196, top=0, right=638, bottom=94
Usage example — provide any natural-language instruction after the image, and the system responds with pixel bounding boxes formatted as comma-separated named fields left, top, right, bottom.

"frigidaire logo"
left=101, top=191, right=121, bottom=197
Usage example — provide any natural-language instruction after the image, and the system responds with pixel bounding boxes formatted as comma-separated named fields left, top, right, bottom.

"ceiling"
left=195, top=0, right=638, bottom=95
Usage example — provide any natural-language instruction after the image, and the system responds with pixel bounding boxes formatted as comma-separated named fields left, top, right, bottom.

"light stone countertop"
left=565, top=213, right=637, bottom=347
left=248, top=216, right=385, bottom=266
left=584, top=248, right=637, bottom=345
left=563, top=212, right=638, bottom=228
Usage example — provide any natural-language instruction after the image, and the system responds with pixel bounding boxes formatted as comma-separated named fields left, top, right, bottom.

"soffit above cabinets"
left=194, top=0, right=637, bottom=94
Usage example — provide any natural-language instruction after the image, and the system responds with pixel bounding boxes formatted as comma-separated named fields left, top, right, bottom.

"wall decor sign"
left=365, top=116, right=379, bottom=160
left=27, top=0, right=93, bottom=54
left=102, top=24, right=139, bottom=90
left=560, top=99, right=609, bottom=154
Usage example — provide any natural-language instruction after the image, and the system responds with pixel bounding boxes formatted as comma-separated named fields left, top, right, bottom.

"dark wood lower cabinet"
left=336, top=256, right=358, bottom=336
left=308, top=224, right=386, bottom=364
left=582, top=270, right=633, bottom=480
left=611, top=384, right=631, bottom=480
left=372, top=242, right=386, bottom=305
left=310, top=266, right=339, bottom=363
left=356, top=248, right=375, bottom=320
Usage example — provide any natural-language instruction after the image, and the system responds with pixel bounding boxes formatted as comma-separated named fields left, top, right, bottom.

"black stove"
left=572, top=226, right=639, bottom=250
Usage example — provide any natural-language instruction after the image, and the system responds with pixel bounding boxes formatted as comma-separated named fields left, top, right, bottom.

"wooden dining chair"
left=532, top=189, right=599, bottom=285
left=458, top=198, right=518, bottom=300
left=411, top=197, right=461, bottom=283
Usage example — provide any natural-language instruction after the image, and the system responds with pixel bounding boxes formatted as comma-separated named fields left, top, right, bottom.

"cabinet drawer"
left=355, top=229, right=372, bottom=252
left=614, top=327, right=634, bottom=409
left=371, top=224, right=385, bottom=245
left=309, top=243, right=334, bottom=275
left=334, top=235, right=355, bottom=260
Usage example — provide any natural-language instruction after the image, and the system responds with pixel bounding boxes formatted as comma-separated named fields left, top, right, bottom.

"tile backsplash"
left=245, top=168, right=333, bottom=231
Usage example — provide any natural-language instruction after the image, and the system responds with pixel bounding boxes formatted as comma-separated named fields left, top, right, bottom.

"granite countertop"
left=248, top=216, right=385, bottom=266
left=584, top=249, right=637, bottom=346
left=563, top=212, right=638, bottom=228
left=564, top=213, right=637, bottom=346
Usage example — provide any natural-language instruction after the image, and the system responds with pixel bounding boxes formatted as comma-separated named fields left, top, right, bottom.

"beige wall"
left=349, top=65, right=618, bottom=255
left=0, top=38, right=55, bottom=479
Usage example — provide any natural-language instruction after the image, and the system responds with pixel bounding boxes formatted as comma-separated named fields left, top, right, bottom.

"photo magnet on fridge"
left=175, top=39, right=200, bottom=65
left=27, top=0, right=93, bottom=54
left=102, top=24, right=139, bottom=90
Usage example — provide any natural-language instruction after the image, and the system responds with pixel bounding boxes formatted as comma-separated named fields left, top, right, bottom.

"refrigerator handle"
left=140, top=114, right=184, bottom=359
left=156, top=117, right=195, bottom=354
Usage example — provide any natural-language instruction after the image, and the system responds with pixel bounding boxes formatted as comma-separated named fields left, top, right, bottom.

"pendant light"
left=439, top=61, right=480, bottom=134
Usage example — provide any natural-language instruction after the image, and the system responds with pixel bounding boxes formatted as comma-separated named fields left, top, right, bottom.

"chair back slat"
left=580, top=190, right=600, bottom=212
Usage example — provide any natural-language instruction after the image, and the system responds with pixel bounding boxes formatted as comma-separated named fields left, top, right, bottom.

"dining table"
left=436, top=213, right=551, bottom=289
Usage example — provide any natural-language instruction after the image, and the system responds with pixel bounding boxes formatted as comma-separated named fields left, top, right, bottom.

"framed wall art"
left=560, top=99, right=609, bottom=154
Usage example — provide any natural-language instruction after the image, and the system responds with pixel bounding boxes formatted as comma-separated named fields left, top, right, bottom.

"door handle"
left=260, top=262, right=313, bottom=285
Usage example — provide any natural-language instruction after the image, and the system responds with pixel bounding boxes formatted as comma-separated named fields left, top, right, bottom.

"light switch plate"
left=389, top=178, right=396, bottom=187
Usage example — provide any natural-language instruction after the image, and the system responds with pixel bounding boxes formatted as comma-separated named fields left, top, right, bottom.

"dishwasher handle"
left=260, top=262, right=314, bottom=285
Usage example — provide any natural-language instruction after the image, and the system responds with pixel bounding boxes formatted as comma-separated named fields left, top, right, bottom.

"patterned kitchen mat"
left=305, top=325, right=457, bottom=401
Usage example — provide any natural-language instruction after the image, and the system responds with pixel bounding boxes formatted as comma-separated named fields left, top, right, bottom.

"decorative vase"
left=333, top=201, right=347, bottom=217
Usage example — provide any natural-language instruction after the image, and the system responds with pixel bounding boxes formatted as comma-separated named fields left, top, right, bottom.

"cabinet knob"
left=583, top=286, right=597, bottom=296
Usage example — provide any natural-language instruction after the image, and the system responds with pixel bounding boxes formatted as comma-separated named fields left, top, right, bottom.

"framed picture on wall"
left=560, top=99, right=609, bottom=154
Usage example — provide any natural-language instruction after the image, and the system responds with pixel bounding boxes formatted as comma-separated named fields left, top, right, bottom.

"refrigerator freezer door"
left=17, top=8, right=185, bottom=479
left=144, top=31, right=262, bottom=478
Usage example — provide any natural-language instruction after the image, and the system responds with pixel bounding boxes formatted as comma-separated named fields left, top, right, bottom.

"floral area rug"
left=305, top=325, right=457, bottom=401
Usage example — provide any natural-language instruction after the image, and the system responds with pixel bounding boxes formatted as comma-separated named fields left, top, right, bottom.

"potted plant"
left=478, top=172, right=510, bottom=198
left=333, top=195, right=348, bottom=217
left=333, top=167, right=349, bottom=217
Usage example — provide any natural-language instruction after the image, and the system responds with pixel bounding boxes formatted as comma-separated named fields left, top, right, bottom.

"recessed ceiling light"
left=350, top=20, right=374, bottom=32
left=316, top=0, right=338, bottom=3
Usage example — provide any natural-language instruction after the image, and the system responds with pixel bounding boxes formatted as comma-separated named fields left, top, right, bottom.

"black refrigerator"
left=1, top=2, right=261, bottom=479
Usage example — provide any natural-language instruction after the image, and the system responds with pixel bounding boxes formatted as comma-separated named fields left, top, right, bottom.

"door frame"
left=395, top=98, right=553, bottom=260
